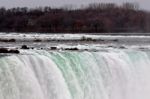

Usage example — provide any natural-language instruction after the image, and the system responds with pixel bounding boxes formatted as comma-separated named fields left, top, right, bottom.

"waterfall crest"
left=0, top=50, right=150, bottom=99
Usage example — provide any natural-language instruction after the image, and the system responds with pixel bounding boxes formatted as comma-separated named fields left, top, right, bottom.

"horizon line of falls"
left=0, top=49, right=150, bottom=99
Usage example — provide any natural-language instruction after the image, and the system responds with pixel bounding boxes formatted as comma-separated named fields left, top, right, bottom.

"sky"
left=0, top=0, right=150, bottom=10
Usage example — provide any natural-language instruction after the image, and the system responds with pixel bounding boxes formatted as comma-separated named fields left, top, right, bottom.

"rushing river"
left=0, top=33, right=150, bottom=99
left=0, top=49, right=150, bottom=99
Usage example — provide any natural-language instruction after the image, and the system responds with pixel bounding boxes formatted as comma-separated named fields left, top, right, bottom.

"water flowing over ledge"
left=0, top=49, right=150, bottom=99
left=1, top=33, right=150, bottom=99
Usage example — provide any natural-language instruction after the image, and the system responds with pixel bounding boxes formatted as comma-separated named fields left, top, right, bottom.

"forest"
left=0, top=2, right=150, bottom=33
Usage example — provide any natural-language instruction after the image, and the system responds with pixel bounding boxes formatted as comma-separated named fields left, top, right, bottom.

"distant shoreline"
left=2, top=32, right=150, bottom=36
left=0, top=2, right=150, bottom=33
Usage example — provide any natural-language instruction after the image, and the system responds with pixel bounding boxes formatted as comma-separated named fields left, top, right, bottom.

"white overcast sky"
left=0, top=0, right=150, bottom=10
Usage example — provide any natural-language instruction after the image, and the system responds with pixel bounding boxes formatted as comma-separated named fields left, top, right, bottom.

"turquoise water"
left=0, top=49, right=150, bottom=99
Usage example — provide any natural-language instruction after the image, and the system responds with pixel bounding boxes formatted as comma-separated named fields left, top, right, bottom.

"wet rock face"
left=21, top=45, right=29, bottom=49
left=0, top=48, right=19, bottom=54
left=9, top=49, right=20, bottom=54
left=50, top=47, right=57, bottom=50
left=119, top=46, right=126, bottom=49
left=0, top=39, right=16, bottom=42
left=64, top=48, right=79, bottom=51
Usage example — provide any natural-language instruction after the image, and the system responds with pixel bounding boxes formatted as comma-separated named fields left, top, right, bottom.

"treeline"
left=0, top=2, right=150, bottom=33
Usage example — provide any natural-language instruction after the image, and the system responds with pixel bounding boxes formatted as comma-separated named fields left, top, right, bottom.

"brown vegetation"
left=0, top=3, right=150, bottom=33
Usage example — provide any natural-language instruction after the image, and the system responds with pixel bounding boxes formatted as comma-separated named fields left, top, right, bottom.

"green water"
left=0, top=49, right=150, bottom=99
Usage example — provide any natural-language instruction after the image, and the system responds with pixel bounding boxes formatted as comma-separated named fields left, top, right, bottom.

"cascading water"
left=0, top=49, right=150, bottom=99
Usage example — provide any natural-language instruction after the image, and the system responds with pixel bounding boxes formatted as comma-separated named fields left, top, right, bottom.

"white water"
left=0, top=49, right=150, bottom=99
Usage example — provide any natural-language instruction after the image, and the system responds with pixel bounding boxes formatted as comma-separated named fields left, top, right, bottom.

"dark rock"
left=139, top=47, right=144, bottom=49
left=99, top=39, right=105, bottom=41
left=0, top=48, right=9, bottom=53
left=0, top=39, right=16, bottom=42
left=0, top=48, right=19, bottom=54
left=34, top=39, right=42, bottom=42
left=9, top=49, right=20, bottom=54
left=51, top=47, right=57, bottom=50
left=21, top=45, right=29, bottom=49
left=108, top=45, right=114, bottom=48
left=31, top=47, right=34, bottom=49
left=119, top=46, right=126, bottom=49
left=139, top=47, right=146, bottom=50
left=112, top=39, right=119, bottom=42
left=64, top=48, right=79, bottom=50
left=8, top=39, right=16, bottom=42
left=80, top=36, right=97, bottom=41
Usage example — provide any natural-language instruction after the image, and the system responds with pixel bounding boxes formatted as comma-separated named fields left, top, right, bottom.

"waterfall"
left=0, top=49, right=150, bottom=99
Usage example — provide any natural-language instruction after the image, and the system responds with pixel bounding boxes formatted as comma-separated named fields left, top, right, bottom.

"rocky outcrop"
left=64, top=48, right=79, bottom=51
left=0, top=48, right=19, bottom=54
left=21, top=45, right=29, bottom=49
